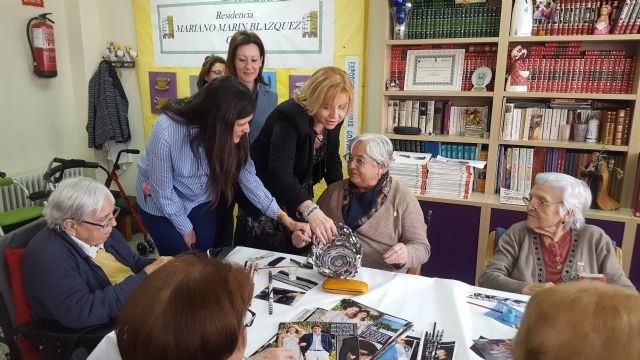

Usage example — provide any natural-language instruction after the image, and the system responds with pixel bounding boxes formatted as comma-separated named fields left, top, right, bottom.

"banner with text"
left=151, top=0, right=334, bottom=68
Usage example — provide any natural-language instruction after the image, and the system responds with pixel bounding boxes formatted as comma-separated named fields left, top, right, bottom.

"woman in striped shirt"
left=136, top=76, right=308, bottom=256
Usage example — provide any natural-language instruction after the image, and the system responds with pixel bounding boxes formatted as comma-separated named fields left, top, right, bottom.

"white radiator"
left=0, top=168, right=85, bottom=212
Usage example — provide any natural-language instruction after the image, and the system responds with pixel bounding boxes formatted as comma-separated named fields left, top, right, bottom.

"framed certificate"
left=404, top=49, right=465, bottom=91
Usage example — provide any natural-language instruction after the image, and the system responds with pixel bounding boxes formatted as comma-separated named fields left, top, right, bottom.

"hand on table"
left=143, top=256, right=173, bottom=275
left=249, top=347, right=297, bottom=360
left=522, top=282, right=555, bottom=295
left=182, top=230, right=196, bottom=249
left=383, top=243, right=408, bottom=265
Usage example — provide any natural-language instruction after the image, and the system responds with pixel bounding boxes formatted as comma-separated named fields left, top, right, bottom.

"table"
left=231, top=247, right=527, bottom=360
left=89, top=247, right=528, bottom=360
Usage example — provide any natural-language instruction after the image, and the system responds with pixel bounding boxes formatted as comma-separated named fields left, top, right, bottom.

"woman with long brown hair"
left=136, top=76, right=307, bottom=255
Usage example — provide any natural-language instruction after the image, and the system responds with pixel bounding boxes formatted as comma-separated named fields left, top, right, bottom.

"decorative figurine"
left=593, top=3, right=612, bottom=35
left=390, top=0, right=413, bottom=40
left=579, top=152, right=623, bottom=211
left=386, top=79, right=400, bottom=91
left=506, top=45, right=530, bottom=92
left=510, top=0, right=534, bottom=36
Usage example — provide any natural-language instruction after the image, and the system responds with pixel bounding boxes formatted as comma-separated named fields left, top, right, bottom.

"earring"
left=561, top=220, right=566, bottom=225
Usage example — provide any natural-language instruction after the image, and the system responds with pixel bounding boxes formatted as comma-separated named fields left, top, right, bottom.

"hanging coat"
left=87, top=61, right=131, bottom=149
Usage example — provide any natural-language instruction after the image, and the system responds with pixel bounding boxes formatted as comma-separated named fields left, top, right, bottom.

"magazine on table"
left=251, top=321, right=358, bottom=360
left=302, top=298, right=414, bottom=359
left=377, top=329, right=423, bottom=360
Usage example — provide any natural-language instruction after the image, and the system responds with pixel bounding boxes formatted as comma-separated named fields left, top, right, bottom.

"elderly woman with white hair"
left=315, top=133, right=431, bottom=272
left=479, top=172, right=635, bottom=295
left=22, top=177, right=172, bottom=329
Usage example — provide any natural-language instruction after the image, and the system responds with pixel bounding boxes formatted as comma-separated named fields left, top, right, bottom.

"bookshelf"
left=373, top=0, right=640, bottom=285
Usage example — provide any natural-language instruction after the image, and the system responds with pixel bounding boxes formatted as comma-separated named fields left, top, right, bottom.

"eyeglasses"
left=522, top=196, right=562, bottom=210
left=343, top=154, right=379, bottom=167
left=81, top=207, right=120, bottom=229
left=244, top=308, right=256, bottom=328
left=208, top=70, right=224, bottom=77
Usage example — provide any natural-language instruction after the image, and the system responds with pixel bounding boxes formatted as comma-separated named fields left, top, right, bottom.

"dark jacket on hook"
left=87, top=60, right=130, bottom=149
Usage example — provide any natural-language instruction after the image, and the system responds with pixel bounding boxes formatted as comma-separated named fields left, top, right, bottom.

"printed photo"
left=472, top=338, right=513, bottom=360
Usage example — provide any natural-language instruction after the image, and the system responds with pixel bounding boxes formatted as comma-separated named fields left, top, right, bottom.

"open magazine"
left=302, top=299, right=414, bottom=359
left=252, top=321, right=358, bottom=360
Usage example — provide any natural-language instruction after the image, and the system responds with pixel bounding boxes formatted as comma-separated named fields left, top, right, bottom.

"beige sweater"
left=317, top=178, right=431, bottom=272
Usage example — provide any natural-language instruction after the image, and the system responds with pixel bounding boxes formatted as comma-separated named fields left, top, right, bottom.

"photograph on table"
left=422, top=341, right=456, bottom=360
left=272, top=269, right=319, bottom=291
left=472, top=338, right=513, bottom=360
left=359, top=313, right=414, bottom=358
left=253, top=321, right=358, bottom=360
left=254, top=286, right=306, bottom=306
left=319, top=298, right=383, bottom=334
left=377, top=329, right=423, bottom=360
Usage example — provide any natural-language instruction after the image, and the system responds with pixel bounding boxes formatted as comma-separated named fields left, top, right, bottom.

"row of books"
left=518, top=55, right=636, bottom=94
left=387, top=99, right=490, bottom=137
left=405, top=5, right=501, bottom=39
left=495, top=146, right=624, bottom=201
left=501, top=102, right=632, bottom=145
left=532, top=0, right=640, bottom=36
left=389, top=45, right=497, bottom=91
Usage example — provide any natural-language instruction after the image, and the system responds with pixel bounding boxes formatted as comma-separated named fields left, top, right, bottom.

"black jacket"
left=240, top=99, right=343, bottom=216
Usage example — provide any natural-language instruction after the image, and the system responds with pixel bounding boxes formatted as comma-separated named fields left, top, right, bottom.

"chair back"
left=0, top=218, right=47, bottom=327
left=483, top=227, right=507, bottom=272
left=615, top=246, right=623, bottom=267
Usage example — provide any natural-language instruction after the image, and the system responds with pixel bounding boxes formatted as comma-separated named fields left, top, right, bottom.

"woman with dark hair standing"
left=235, top=67, right=352, bottom=254
left=136, top=76, right=307, bottom=256
left=196, top=54, right=226, bottom=90
left=226, top=31, right=277, bottom=142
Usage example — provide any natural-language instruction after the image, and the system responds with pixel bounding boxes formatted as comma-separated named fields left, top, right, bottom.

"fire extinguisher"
left=27, top=13, right=57, bottom=78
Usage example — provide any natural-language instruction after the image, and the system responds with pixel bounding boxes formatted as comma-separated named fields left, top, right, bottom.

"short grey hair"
left=534, top=172, right=591, bottom=230
left=349, top=133, right=393, bottom=169
left=43, top=177, right=115, bottom=229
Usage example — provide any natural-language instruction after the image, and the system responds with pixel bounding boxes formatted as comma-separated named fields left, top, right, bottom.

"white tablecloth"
left=90, top=247, right=528, bottom=360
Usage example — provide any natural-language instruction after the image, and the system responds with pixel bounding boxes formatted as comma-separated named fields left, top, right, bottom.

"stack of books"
left=426, top=157, right=481, bottom=199
left=389, top=151, right=431, bottom=195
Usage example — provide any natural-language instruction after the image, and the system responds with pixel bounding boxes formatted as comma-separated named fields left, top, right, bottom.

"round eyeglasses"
left=342, top=154, right=379, bottom=167
left=522, top=196, right=562, bottom=210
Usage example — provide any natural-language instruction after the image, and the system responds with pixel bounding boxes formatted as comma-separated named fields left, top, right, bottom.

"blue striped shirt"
left=136, top=114, right=279, bottom=235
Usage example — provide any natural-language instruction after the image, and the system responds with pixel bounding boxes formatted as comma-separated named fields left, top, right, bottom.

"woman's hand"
left=383, top=243, right=408, bottom=265
left=292, top=229, right=312, bottom=248
left=522, top=282, right=555, bottom=295
left=182, top=230, right=196, bottom=249
left=249, top=348, right=296, bottom=360
left=307, top=209, right=336, bottom=245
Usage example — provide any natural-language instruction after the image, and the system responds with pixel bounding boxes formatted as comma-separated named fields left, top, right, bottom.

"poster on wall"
left=288, top=75, right=310, bottom=99
left=344, top=56, right=359, bottom=153
left=149, top=72, right=177, bottom=114
left=150, top=0, right=334, bottom=68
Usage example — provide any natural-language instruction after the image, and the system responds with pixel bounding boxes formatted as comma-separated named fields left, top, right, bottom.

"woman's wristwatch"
left=302, top=203, right=319, bottom=221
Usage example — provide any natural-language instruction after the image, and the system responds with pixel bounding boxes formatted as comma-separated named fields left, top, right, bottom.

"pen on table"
left=255, top=265, right=292, bottom=271
left=268, top=271, right=274, bottom=315
left=467, top=301, right=504, bottom=313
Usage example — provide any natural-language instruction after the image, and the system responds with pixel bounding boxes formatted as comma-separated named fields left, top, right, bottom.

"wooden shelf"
left=416, top=192, right=487, bottom=206
left=386, top=132, right=490, bottom=144
left=498, top=139, right=629, bottom=152
left=384, top=91, right=495, bottom=98
left=503, top=92, right=638, bottom=100
left=387, top=37, right=500, bottom=45
left=486, top=194, right=635, bottom=222
left=509, top=34, right=640, bottom=43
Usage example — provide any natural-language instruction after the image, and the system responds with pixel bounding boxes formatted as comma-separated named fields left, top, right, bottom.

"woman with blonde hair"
left=513, top=282, right=640, bottom=360
left=235, top=66, right=353, bottom=254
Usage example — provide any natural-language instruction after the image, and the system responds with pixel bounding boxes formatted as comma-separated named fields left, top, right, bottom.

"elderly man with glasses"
left=23, top=177, right=172, bottom=329
left=479, top=172, right=635, bottom=295
left=314, top=133, right=431, bottom=273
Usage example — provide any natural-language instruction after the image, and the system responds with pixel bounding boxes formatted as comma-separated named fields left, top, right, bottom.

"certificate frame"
left=404, top=49, right=465, bottom=91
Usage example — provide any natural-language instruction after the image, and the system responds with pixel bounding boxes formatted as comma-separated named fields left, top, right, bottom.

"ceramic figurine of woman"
left=506, top=46, right=530, bottom=92
left=510, top=0, right=533, bottom=36
left=593, top=3, right=612, bottom=35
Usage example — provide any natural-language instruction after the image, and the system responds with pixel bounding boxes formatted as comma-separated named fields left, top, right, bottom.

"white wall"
left=0, top=0, right=144, bottom=192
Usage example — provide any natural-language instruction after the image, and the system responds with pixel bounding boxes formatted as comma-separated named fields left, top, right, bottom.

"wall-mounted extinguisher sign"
left=27, top=13, right=57, bottom=78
